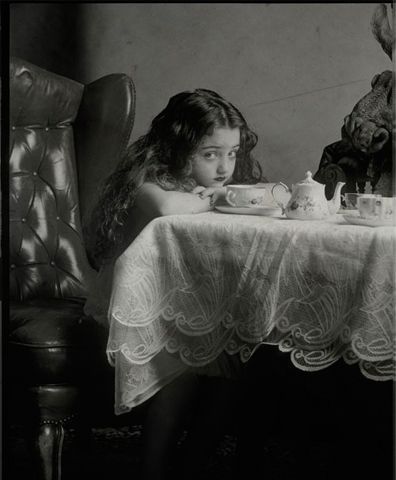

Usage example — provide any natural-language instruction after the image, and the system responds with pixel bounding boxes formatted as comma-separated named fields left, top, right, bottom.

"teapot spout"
left=327, top=181, right=346, bottom=215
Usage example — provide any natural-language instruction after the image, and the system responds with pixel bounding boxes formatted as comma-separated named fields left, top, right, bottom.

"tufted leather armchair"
left=7, top=57, right=136, bottom=479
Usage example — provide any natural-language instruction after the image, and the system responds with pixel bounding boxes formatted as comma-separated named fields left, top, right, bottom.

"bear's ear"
left=371, top=3, right=394, bottom=60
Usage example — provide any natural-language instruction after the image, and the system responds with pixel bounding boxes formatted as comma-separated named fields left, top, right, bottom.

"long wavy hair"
left=90, top=88, right=264, bottom=263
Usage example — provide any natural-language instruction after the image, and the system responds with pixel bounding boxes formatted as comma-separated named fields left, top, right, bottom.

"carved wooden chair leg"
left=31, top=421, right=66, bottom=480
left=25, top=386, right=80, bottom=480
left=31, top=414, right=93, bottom=480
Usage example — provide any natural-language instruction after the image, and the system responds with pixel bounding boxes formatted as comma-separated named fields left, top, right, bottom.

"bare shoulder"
left=135, top=182, right=167, bottom=203
left=134, top=182, right=172, bottom=216
left=137, top=182, right=164, bottom=194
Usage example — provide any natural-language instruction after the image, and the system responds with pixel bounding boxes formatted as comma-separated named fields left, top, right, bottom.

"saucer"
left=215, top=205, right=283, bottom=217
left=338, top=208, right=359, bottom=215
left=343, top=214, right=395, bottom=227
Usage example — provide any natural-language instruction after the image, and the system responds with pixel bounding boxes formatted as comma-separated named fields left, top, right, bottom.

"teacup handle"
left=225, top=190, right=237, bottom=207
left=271, top=182, right=291, bottom=211
left=374, top=198, right=383, bottom=217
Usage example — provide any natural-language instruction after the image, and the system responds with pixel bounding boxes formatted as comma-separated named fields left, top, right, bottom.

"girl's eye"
left=228, top=150, right=238, bottom=159
left=204, top=152, right=217, bottom=160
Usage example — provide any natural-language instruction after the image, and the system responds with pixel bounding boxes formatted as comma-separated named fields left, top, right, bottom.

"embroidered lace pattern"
left=88, top=213, right=395, bottom=413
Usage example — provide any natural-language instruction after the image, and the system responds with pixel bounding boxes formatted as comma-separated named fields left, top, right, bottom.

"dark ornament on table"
left=314, top=4, right=394, bottom=201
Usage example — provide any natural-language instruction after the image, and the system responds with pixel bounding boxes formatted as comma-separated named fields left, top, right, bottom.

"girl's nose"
left=217, top=157, right=228, bottom=174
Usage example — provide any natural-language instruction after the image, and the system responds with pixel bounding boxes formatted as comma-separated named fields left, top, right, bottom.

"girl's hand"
left=192, top=186, right=207, bottom=195
left=194, top=186, right=227, bottom=206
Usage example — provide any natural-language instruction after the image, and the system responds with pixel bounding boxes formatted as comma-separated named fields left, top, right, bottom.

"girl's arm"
left=134, top=182, right=213, bottom=217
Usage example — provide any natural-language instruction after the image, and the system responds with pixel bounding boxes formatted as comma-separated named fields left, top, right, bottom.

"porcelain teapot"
left=271, top=171, right=345, bottom=220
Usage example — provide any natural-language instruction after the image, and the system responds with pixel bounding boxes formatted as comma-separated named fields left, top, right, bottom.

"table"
left=101, top=211, right=395, bottom=414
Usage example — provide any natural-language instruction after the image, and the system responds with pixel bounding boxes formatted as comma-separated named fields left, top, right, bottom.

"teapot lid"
left=295, top=171, right=322, bottom=187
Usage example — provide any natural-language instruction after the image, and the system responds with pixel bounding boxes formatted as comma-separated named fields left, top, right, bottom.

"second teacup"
left=225, top=185, right=266, bottom=208
left=357, top=196, right=396, bottom=220
left=343, top=193, right=381, bottom=210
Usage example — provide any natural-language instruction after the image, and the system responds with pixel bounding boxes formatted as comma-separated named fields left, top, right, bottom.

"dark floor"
left=7, top=423, right=237, bottom=480
left=5, top=348, right=395, bottom=480
left=7, top=422, right=372, bottom=480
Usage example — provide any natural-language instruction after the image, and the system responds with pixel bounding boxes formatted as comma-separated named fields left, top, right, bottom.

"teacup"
left=343, top=193, right=381, bottom=210
left=254, top=182, right=281, bottom=207
left=357, top=196, right=396, bottom=220
left=225, top=185, right=266, bottom=208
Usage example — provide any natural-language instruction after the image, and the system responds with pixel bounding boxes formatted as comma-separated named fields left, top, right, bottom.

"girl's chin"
left=207, top=181, right=226, bottom=187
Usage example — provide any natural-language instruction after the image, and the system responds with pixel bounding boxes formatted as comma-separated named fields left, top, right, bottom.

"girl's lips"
left=214, top=176, right=226, bottom=182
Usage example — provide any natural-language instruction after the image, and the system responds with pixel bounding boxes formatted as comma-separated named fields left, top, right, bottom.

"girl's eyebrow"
left=201, top=144, right=240, bottom=150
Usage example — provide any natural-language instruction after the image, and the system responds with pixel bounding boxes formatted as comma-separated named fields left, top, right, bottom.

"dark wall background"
left=10, top=3, right=391, bottom=186
left=10, top=3, right=85, bottom=81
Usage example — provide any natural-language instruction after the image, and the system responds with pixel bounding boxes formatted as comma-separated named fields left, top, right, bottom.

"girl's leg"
left=176, top=376, right=240, bottom=480
left=140, top=371, right=200, bottom=480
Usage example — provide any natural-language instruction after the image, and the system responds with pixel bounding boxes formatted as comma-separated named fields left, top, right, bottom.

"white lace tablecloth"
left=105, top=212, right=395, bottom=413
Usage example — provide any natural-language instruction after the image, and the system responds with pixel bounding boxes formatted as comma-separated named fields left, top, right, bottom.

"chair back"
left=9, top=58, right=135, bottom=300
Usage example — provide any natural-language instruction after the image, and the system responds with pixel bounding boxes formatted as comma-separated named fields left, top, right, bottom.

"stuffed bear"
left=314, top=3, right=394, bottom=200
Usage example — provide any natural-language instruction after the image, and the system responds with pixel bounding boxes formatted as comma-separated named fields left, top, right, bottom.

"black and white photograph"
left=4, top=2, right=395, bottom=480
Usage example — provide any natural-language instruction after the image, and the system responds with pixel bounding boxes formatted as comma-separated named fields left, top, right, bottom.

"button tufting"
left=45, top=127, right=49, bottom=131
left=50, top=261, right=55, bottom=266
left=10, top=264, right=16, bottom=269
left=21, top=218, right=26, bottom=223
left=41, top=414, right=75, bottom=425
left=12, top=126, right=16, bottom=131
left=56, top=216, right=60, bottom=220
left=33, top=171, right=37, bottom=176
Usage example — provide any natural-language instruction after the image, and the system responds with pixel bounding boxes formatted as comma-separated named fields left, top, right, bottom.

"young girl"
left=86, top=88, right=265, bottom=480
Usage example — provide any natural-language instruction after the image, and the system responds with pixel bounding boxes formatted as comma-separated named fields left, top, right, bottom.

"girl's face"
left=191, top=127, right=240, bottom=187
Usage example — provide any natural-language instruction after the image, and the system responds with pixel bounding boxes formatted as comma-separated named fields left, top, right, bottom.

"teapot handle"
left=271, top=182, right=291, bottom=210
